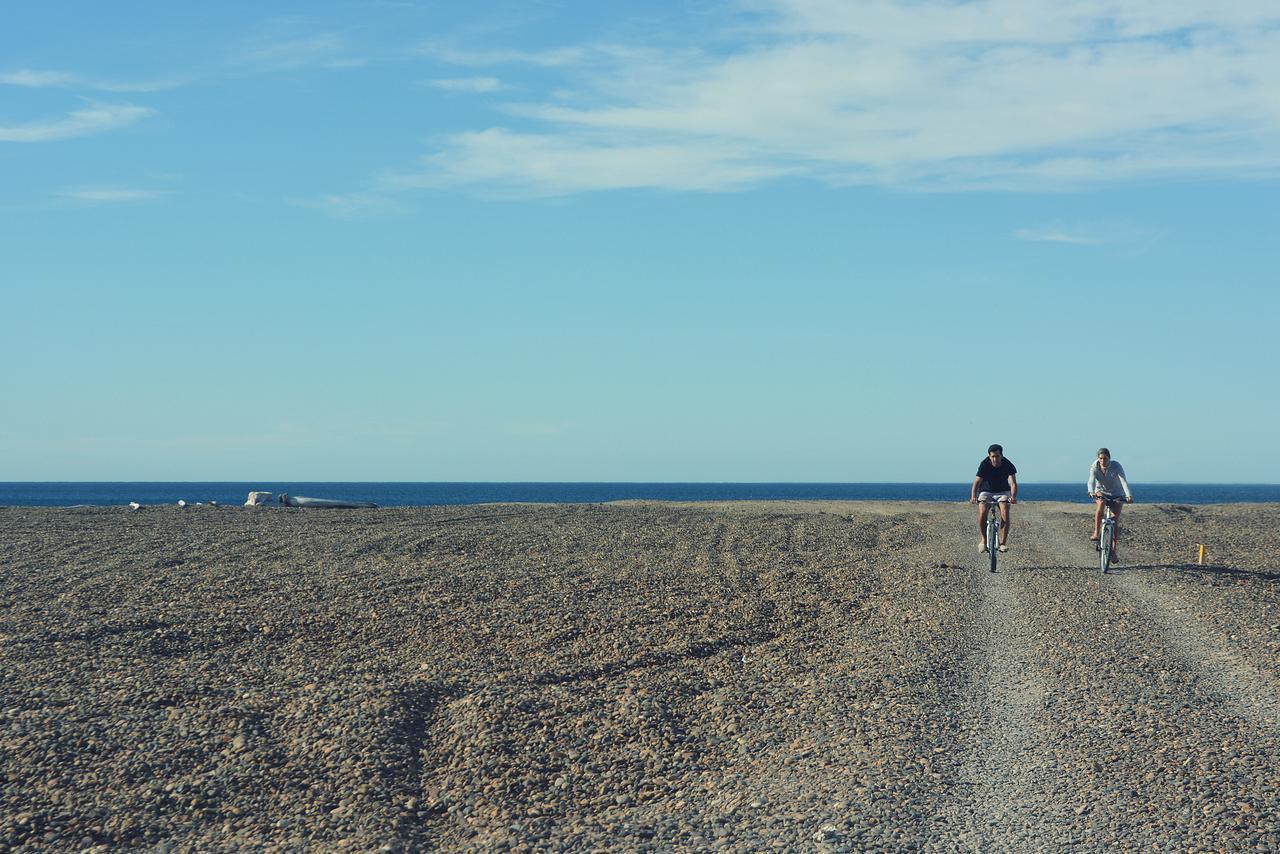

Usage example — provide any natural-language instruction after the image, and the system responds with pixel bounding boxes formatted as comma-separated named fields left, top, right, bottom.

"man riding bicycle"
left=1088, top=447, right=1133, bottom=542
left=970, top=444, right=1017, bottom=553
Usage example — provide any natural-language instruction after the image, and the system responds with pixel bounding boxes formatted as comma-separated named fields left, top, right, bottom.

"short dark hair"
left=988, top=444, right=1003, bottom=454
left=1097, top=447, right=1110, bottom=457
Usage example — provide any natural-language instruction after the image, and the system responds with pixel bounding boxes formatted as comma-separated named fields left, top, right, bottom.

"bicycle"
left=979, top=496, right=1007, bottom=573
left=1094, top=492, right=1123, bottom=574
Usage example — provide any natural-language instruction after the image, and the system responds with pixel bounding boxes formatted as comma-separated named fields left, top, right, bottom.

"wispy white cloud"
left=766, top=0, right=1280, bottom=43
left=427, top=76, right=504, bottom=93
left=0, top=103, right=155, bottom=143
left=56, top=186, right=168, bottom=204
left=290, top=192, right=413, bottom=219
left=390, top=128, right=798, bottom=197
left=232, top=33, right=367, bottom=70
left=415, top=42, right=598, bottom=69
left=1014, top=226, right=1105, bottom=245
left=1013, top=219, right=1160, bottom=247
left=1, top=68, right=184, bottom=92
left=1, top=70, right=79, bottom=87
left=408, top=1, right=1280, bottom=195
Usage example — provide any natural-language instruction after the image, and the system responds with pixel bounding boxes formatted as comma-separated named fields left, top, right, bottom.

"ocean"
left=2, top=482, right=1279, bottom=507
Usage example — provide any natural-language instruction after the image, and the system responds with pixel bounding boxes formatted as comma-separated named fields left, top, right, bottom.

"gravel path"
left=931, top=568, right=1062, bottom=850
left=2, top=501, right=1278, bottom=850
left=1114, top=574, right=1280, bottom=731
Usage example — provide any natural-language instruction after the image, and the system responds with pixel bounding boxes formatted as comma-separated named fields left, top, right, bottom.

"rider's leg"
left=978, top=502, right=990, bottom=546
left=999, top=499, right=1011, bottom=545
left=1091, top=499, right=1104, bottom=539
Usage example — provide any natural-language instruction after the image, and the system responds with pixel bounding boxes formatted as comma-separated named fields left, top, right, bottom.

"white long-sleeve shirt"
left=1088, top=460, right=1132, bottom=499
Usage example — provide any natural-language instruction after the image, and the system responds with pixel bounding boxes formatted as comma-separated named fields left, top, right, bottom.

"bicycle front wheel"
left=1099, top=530, right=1111, bottom=574
left=989, top=520, right=999, bottom=573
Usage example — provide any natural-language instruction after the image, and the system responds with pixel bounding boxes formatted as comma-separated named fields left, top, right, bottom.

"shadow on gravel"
left=387, top=679, right=464, bottom=786
left=1086, top=563, right=1186, bottom=576
left=529, top=630, right=776, bottom=686
left=1172, top=563, right=1280, bottom=582
left=16, top=617, right=169, bottom=646
left=1100, top=563, right=1280, bottom=581
left=1092, top=564, right=1151, bottom=575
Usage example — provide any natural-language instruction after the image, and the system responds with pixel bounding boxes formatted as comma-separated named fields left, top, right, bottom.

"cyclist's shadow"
left=985, top=563, right=1078, bottom=573
left=1134, top=563, right=1280, bottom=581
left=1012, top=562, right=1280, bottom=580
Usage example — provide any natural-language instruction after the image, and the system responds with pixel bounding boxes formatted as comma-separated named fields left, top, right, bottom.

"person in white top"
left=1087, top=447, right=1133, bottom=542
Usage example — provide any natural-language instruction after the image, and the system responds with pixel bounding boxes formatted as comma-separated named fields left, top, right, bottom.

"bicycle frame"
left=1097, top=492, right=1122, bottom=574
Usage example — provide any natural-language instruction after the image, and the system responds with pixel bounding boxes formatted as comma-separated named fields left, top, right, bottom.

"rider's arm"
left=1008, top=473, right=1018, bottom=503
left=970, top=475, right=982, bottom=502
left=1086, top=462, right=1098, bottom=496
left=1115, top=462, right=1132, bottom=501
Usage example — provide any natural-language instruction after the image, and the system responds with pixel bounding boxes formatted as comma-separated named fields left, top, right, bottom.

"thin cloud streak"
left=411, top=1, right=1280, bottom=195
left=391, top=128, right=798, bottom=197
left=1014, top=227, right=1104, bottom=245
left=768, top=0, right=1280, bottom=43
left=1, top=70, right=78, bottom=87
left=1012, top=219, right=1160, bottom=248
left=428, top=77, right=504, bottom=93
left=291, top=192, right=414, bottom=219
left=0, top=103, right=155, bottom=143
left=56, top=187, right=169, bottom=204
left=415, top=42, right=597, bottom=69
left=1, top=69, right=185, bottom=92
left=231, top=33, right=367, bottom=70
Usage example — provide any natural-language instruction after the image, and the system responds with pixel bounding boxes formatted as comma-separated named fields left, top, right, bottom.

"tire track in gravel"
left=1028, top=505, right=1280, bottom=731
left=976, top=504, right=1135, bottom=846
left=934, top=510, right=1066, bottom=848
left=1113, top=575, right=1280, bottom=729
left=710, top=516, right=790, bottom=642
left=1004, top=504, right=1280, bottom=849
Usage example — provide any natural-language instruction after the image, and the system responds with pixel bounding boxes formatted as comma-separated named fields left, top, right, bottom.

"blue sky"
left=3, top=1, right=1278, bottom=482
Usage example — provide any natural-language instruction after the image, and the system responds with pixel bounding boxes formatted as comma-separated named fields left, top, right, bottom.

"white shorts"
left=978, top=491, right=1011, bottom=503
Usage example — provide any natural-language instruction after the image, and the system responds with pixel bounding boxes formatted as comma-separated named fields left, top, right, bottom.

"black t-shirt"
left=976, top=457, right=1017, bottom=493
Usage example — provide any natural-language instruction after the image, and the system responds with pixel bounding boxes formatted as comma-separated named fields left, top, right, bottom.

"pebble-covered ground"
left=1, top=501, right=1278, bottom=851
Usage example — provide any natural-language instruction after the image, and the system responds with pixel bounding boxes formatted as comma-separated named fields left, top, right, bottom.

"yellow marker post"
left=1197, top=544, right=1206, bottom=565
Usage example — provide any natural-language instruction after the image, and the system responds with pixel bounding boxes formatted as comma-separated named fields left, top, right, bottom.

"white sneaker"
left=978, top=541, right=987, bottom=554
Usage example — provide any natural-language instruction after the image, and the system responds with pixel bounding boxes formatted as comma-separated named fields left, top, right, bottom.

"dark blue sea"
left=2, top=482, right=1278, bottom=507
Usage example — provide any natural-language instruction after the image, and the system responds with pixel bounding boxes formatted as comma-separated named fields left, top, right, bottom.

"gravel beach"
left=2, top=500, right=1278, bottom=851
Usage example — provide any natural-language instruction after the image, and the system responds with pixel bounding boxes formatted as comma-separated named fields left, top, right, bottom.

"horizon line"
left=4, top=480, right=1279, bottom=487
